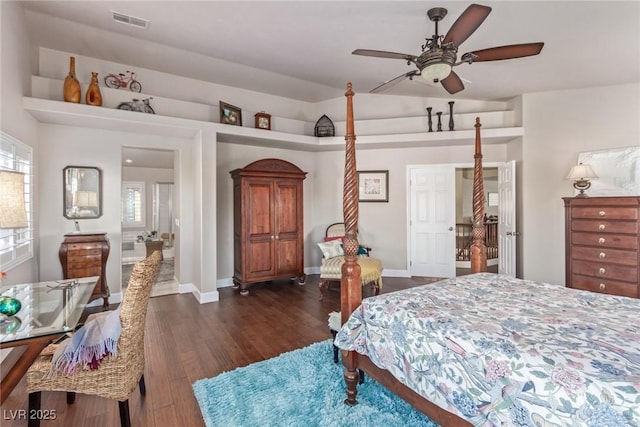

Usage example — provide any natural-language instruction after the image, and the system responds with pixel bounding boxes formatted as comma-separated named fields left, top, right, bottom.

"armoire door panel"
left=275, top=181, right=300, bottom=235
left=276, top=239, right=299, bottom=275
left=247, top=182, right=273, bottom=236
left=247, top=241, right=275, bottom=277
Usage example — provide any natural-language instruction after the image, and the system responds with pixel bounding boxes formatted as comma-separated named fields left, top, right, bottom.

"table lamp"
left=567, top=163, right=598, bottom=197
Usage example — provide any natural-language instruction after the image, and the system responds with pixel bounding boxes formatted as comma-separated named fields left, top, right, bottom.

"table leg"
left=0, top=342, right=48, bottom=404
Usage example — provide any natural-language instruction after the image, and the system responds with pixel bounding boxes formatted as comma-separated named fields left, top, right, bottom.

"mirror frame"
left=63, top=166, right=102, bottom=219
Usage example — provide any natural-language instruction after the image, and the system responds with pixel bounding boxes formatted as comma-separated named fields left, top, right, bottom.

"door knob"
left=448, top=226, right=453, bottom=231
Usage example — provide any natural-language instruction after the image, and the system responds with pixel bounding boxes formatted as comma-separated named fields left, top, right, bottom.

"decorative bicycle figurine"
left=104, top=70, right=142, bottom=92
left=117, top=97, right=155, bottom=114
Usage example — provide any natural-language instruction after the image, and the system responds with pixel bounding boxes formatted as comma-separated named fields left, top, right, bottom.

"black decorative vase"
left=448, top=101, right=455, bottom=131
left=436, top=112, right=443, bottom=131
left=426, top=107, right=433, bottom=132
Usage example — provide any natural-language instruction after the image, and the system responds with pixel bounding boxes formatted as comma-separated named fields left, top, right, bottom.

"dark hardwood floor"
left=1, top=274, right=440, bottom=427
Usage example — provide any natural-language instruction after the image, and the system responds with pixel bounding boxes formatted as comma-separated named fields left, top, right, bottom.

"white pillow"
left=317, top=239, right=344, bottom=259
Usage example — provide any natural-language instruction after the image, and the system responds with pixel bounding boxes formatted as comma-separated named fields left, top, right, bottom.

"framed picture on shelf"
left=255, top=111, right=271, bottom=130
left=219, top=101, right=242, bottom=126
left=357, top=170, right=389, bottom=202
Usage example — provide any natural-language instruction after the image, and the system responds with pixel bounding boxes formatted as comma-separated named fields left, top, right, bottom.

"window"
left=121, top=181, right=145, bottom=227
left=0, top=132, right=34, bottom=270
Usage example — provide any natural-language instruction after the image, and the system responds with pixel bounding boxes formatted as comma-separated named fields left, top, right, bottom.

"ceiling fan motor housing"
left=417, top=48, right=458, bottom=79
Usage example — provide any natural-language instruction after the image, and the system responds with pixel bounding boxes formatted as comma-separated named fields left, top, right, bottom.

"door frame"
left=406, top=161, right=508, bottom=276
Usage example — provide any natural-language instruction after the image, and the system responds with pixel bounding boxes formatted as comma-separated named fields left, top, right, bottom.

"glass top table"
left=0, top=276, right=98, bottom=347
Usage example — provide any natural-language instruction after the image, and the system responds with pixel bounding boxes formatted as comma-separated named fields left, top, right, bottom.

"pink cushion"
left=324, top=236, right=344, bottom=242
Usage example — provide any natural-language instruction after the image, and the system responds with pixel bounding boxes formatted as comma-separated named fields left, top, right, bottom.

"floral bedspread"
left=334, top=273, right=640, bottom=426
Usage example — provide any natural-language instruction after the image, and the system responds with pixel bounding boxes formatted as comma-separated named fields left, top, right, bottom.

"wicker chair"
left=26, top=251, right=162, bottom=427
left=318, top=222, right=383, bottom=299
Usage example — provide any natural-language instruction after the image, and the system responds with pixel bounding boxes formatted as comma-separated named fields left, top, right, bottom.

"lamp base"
left=573, top=179, right=591, bottom=197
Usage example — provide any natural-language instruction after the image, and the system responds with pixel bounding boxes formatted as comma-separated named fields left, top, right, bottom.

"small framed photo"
left=219, top=101, right=242, bottom=126
left=255, top=111, right=271, bottom=130
left=357, top=170, right=389, bottom=202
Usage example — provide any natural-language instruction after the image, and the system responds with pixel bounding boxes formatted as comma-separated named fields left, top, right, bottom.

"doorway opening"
left=121, top=147, right=178, bottom=297
left=408, top=161, right=516, bottom=279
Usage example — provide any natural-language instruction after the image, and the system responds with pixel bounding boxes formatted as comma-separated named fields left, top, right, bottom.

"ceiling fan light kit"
left=353, top=3, right=544, bottom=95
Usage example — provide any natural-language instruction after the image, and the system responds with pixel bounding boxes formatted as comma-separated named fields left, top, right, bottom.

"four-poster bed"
left=334, top=83, right=640, bottom=426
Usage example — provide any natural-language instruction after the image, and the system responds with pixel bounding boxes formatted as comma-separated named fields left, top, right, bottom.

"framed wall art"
left=219, top=101, right=242, bottom=126
left=254, top=111, right=271, bottom=130
left=357, top=170, right=389, bottom=202
left=577, top=145, right=639, bottom=196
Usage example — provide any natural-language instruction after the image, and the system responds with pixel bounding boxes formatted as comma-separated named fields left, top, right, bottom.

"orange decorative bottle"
left=63, top=56, right=81, bottom=103
left=85, top=72, right=102, bottom=106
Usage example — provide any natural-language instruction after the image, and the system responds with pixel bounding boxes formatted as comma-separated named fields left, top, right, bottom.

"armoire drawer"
left=571, top=219, right=638, bottom=234
left=571, top=259, right=637, bottom=282
left=571, top=246, right=638, bottom=266
left=571, top=274, right=638, bottom=298
left=571, top=232, right=638, bottom=250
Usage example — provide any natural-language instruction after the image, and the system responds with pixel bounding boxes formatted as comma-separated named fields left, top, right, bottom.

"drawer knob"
left=598, top=224, right=605, bottom=231
left=598, top=267, right=606, bottom=275
left=598, top=237, right=606, bottom=244
left=599, top=210, right=606, bottom=217
left=599, top=283, right=606, bottom=291
left=599, top=252, right=606, bottom=258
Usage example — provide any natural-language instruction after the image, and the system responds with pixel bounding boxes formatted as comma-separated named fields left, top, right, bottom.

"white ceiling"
left=122, top=147, right=174, bottom=169
left=20, top=1, right=640, bottom=104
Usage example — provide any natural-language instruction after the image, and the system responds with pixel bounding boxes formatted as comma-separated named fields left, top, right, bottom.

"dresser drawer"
left=571, top=246, right=638, bottom=266
left=571, top=259, right=637, bottom=282
left=570, top=274, right=638, bottom=298
left=572, top=206, right=638, bottom=220
left=67, top=248, right=102, bottom=257
left=571, top=232, right=638, bottom=250
left=66, top=243, right=103, bottom=251
left=66, top=267, right=102, bottom=278
left=67, top=259, right=102, bottom=270
left=571, top=219, right=638, bottom=234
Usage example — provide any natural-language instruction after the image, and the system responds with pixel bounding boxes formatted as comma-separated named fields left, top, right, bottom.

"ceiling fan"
left=353, top=4, right=544, bottom=95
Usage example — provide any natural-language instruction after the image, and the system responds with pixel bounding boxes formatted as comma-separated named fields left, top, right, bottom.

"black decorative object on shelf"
left=448, top=101, right=455, bottom=131
left=314, top=114, right=335, bottom=137
left=426, top=107, right=433, bottom=132
left=117, top=97, right=155, bottom=114
left=436, top=112, right=443, bottom=131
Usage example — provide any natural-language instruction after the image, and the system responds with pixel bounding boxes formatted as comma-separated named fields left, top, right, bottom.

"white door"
left=498, top=160, right=516, bottom=276
left=409, top=166, right=456, bottom=278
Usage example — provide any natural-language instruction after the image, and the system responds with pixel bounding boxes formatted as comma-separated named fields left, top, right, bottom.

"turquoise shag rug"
left=192, top=340, right=438, bottom=427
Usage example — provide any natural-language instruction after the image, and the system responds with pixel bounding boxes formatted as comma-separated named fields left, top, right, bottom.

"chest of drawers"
left=59, top=232, right=110, bottom=308
left=563, top=196, right=639, bottom=298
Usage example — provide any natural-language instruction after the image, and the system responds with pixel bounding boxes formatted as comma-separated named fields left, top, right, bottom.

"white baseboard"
left=179, top=282, right=219, bottom=303
left=216, top=277, right=235, bottom=288
left=382, top=269, right=411, bottom=278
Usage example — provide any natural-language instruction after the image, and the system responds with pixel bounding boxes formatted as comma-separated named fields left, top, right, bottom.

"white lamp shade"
left=0, top=170, right=28, bottom=229
left=567, top=163, right=598, bottom=180
left=421, top=62, right=452, bottom=81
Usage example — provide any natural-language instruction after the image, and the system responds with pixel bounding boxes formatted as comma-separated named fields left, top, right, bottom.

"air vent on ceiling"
left=112, top=11, right=149, bottom=29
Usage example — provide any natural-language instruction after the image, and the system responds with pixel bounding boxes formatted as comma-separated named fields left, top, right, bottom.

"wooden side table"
left=59, top=232, right=110, bottom=308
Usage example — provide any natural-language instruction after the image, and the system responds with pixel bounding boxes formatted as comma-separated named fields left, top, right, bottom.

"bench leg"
left=331, top=330, right=339, bottom=363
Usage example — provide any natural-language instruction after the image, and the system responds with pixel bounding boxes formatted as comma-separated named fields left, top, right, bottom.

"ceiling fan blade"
left=370, top=71, right=420, bottom=93
left=442, top=4, right=492, bottom=47
left=353, top=49, right=417, bottom=62
left=441, top=71, right=465, bottom=94
left=463, top=42, right=544, bottom=62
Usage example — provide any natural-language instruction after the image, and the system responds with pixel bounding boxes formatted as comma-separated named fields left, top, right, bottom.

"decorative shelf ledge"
left=24, top=97, right=524, bottom=152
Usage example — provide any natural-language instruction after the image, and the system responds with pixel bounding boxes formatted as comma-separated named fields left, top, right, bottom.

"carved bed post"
left=470, top=117, right=488, bottom=273
left=341, top=82, right=362, bottom=406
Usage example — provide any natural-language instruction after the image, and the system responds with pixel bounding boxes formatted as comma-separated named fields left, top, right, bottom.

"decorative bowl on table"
left=0, top=296, right=22, bottom=317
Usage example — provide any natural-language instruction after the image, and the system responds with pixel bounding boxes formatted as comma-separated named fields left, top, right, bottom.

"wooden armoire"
left=230, top=159, right=307, bottom=295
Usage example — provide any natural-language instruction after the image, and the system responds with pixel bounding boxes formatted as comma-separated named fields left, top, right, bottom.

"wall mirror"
left=63, top=166, right=102, bottom=219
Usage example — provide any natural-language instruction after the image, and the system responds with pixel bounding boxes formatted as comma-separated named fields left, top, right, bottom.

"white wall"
left=521, top=83, right=640, bottom=285
left=37, top=125, right=196, bottom=298
left=0, top=1, right=40, bottom=285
